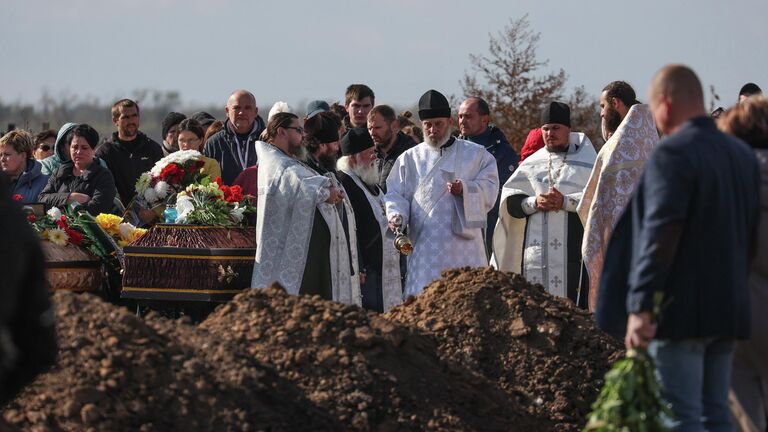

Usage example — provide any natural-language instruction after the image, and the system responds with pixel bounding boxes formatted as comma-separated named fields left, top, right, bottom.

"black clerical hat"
left=540, top=101, right=571, bottom=127
left=418, top=90, right=451, bottom=120
left=340, top=128, right=373, bottom=156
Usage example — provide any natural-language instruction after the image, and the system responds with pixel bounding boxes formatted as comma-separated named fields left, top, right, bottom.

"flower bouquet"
left=95, top=213, right=148, bottom=247
left=134, top=150, right=210, bottom=209
left=174, top=177, right=255, bottom=226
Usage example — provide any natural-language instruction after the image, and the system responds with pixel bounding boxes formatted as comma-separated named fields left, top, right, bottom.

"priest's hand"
left=388, top=214, right=403, bottom=233
left=447, top=180, right=463, bottom=196
left=536, top=188, right=564, bottom=211
left=625, top=312, right=657, bottom=350
left=326, top=186, right=344, bottom=204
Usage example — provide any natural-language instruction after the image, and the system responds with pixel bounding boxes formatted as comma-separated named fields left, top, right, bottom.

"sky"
left=1, top=0, right=766, bottom=113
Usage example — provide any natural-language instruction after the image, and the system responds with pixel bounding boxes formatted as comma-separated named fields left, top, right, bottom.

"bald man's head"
left=648, top=64, right=706, bottom=134
left=225, top=90, right=258, bottom=134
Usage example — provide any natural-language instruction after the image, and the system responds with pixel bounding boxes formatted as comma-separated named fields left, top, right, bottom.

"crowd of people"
left=1, top=65, right=766, bottom=431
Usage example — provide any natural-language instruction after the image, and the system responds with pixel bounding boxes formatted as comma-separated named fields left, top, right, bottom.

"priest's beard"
left=424, top=132, right=450, bottom=149
left=317, top=152, right=338, bottom=171
left=288, top=143, right=307, bottom=160
left=337, top=156, right=379, bottom=187
left=604, top=105, right=622, bottom=137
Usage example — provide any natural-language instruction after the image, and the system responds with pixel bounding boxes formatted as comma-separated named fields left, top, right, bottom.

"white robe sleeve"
left=459, top=150, right=500, bottom=225
left=384, top=155, right=411, bottom=227
left=563, top=191, right=582, bottom=213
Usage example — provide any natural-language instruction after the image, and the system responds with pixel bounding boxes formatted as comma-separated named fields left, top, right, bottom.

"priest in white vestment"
left=251, top=112, right=361, bottom=305
left=337, top=128, right=403, bottom=312
left=491, top=102, right=596, bottom=307
left=385, top=90, right=499, bottom=297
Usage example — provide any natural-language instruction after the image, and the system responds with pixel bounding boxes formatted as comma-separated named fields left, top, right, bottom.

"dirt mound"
left=3, top=291, right=337, bottom=431
left=200, top=283, right=549, bottom=431
left=385, top=267, right=623, bottom=431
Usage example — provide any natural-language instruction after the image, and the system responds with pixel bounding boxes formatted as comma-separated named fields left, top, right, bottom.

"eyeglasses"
left=39, top=145, right=51, bottom=151
left=283, top=126, right=304, bottom=134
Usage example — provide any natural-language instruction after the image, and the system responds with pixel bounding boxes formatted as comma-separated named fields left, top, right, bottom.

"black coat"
left=0, top=173, right=58, bottom=405
left=374, top=132, right=416, bottom=193
left=38, top=160, right=117, bottom=215
left=95, top=131, right=163, bottom=205
left=337, top=171, right=383, bottom=274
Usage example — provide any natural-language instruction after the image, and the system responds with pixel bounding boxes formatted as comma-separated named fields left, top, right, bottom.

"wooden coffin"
left=42, top=241, right=102, bottom=293
left=121, top=224, right=256, bottom=302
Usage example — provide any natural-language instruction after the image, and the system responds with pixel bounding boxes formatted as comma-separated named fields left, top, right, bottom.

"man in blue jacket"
left=203, top=90, right=265, bottom=185
left=458, top=97, right=519, bottom=256
left=625, top=64, right=760, bottom=430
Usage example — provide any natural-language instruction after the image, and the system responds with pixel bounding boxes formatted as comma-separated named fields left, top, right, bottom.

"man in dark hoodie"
left=203, top=90, right=264, bottom=185
left=96, top=99, right=163, bottom=208
left=458, top=97, right=519, bottom=256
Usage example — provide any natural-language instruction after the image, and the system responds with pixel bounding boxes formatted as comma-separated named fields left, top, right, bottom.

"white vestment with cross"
left=491, top=132, right=596, bottom=299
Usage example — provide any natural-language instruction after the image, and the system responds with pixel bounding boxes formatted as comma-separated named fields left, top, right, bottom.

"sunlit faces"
left=599, top=91, right=622, bottom=136
left=281, top=119, right=304, bottom=157
left=421, top=117, right=452, bottom=148
left=34, top=136, right=55, bottom=160
left=226, top=92, right=258, bottom=134
left=69, top=136, right=95, bottom=169
left=347, top=97, right=373, bottom=128
left=367, top=113, right=396, bottom=149
left=0, top=145, right=27, bottom=177
left=458, top=100, right=488, bottom=137
left=178, top=130, right=203, bottom=151
left=114, top=105, right=140, bottom=139
left=541, top=123, right=571, bottom=152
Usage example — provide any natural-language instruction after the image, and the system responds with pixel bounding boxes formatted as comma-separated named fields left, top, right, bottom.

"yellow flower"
left=48, top=228, right=69, bottom=246
left=96, top=213, right=123, bottom=236
left=131, top=228, right=148, bottom=242
left=118, top=240, right=128, bottom=248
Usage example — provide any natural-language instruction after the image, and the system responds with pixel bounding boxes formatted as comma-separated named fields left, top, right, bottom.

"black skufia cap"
left=340, top=128, right=374, bottom=156
left=540, top=101, right=571, bottom=127
left=418, top=90, right=451, bottom=120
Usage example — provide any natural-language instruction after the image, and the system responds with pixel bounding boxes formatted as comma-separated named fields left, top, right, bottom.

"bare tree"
left=462, top=15, right=600, bottom=151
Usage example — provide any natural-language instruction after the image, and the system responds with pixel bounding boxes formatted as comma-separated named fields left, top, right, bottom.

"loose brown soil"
left=4, top=267, right=621, bottom=431
left=385, top=267, right=623, bottom=431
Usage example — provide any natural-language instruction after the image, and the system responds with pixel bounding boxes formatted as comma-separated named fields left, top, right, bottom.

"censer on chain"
left=390, top=215, right=413, bottom=255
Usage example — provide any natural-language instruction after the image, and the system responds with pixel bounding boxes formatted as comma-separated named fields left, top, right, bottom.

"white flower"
left=230, top=204, right=245, bottom=223
left=48, top=228, right=69, bottom=246
left=150, top=150, right=203, bottom=177
left=175, top=195, right=195, bottom=223
left=143, top=187, right=158, bottom=204
left=268, top=101, right=291, bottom=121
left=135, top=173, right=151, bottom=194
left=47, top=207, right=62, bottom=221
left=118, top=222, right=137, bottom=242
left=154, top=181, right=169, bottom=199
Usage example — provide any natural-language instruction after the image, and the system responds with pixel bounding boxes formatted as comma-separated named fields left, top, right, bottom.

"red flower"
left=67, top=229, right=83, bottom=246
left=220, top=184, right=244, bottom=203
left=55, top=217, right=69, bottom=230
left=12, top=194, right=23, bottom=202
left=27, top=214, right=37, bottom=222
left=214, top=177, right=223, bottom=186
left=160, top=163, right=181, bottom=183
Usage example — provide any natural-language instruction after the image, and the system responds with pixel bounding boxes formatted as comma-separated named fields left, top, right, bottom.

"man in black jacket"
left=458, top=97, right=519, bottom=256
left=367, top=105, right=415, bottom=192
left=203, top=90, right=265, bottom=185
left=0, top=172, right=58, bottom=405
left=95, top=99, right=163, bottom=209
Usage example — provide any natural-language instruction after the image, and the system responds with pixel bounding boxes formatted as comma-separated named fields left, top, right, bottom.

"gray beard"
left=425, top=133, right=450, bottom=149
left=337, top=156, right=379, bottom=187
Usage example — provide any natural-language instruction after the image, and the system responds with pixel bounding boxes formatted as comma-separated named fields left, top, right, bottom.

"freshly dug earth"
left=200, top=283, right=550, bottom=431
left=386, top=267, right=623, bottom=431
left=3, top=291, right=338, bottom=431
